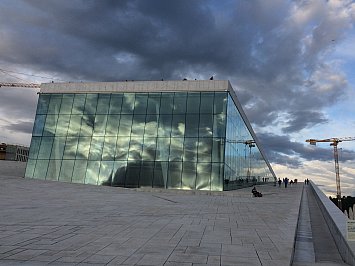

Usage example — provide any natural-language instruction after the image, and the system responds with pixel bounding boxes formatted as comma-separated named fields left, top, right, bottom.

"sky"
left=0, top=0, right=354, bottom=197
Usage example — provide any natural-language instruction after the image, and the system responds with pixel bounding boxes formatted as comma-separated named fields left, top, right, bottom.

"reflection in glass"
left=72, top=160, right=87, bottom=183
left=59, top=160, right=74, bottom=182
left=85, top=161, right=100, bottom=184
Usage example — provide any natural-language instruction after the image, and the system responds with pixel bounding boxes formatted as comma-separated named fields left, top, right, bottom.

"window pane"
left=125, top=161, right=141, bottom=188
left=115, top=137, right=129, bottom=160
left=118, top=114, right=132, bottom=136
left=153, top=161, right=168, bottom=188
left=211, top=163, right=223, bottom=191
left=198, top=138, right=212, bottom=162
left=105, top=115, right=120, bottom=136
left=171, top=114, right=185, bottom=137
left=84, top=94, right=98, bottom=115
left=160, top=93, right=173, bottom=114
left=142, top=137, right=157, bottom=161
left=37, top=94, right=50, bottom=114
left=186, top=92, right=200, bottom=114
left=102, top=136, right=117, bottom=161
left=88, top=136, right=104, bottom=160
left=128, top=136, right=143, bottom=160
left=33, top=115, right=46, bottom=136
left=200, top=93, right=214, bottom=114
left=72, top=94, right=86, bottom=114
left=63, top=137, right=79, bottom=159
left=72, top=160, right=87, bottom=184
left=93, top=115, right=108, bottom=136
left=80, top=114, right=94, bottom=136
left=46, top=160, right=61, bottom=181
left=85, top=161, right=100, bottom=185
left=76, top=137, right=91, bottom=159
left=37, top=137, right=54, bottom=159
left=55, top=115, right=70, bottom=136
left=144, top=115, right=158, bottom=137
left=199, top=114, right=213, bottom=137
left=185, top=114, right=199, bottom=137
left=134, top=94, right=148, bottom=114
left=43, top=115, right=58, bottom=136
left=28, top=137, right=41, bottom=159
left=33, top=160, right=49, bottom=180
left=59, top=160, right=74, bottom=182
left=214, top=92, right=227, bottom=114
left=131, top=114, right=145, bottom=136
left=155, top=137, right=170, bottom=161
left=98, top=161, right=115, bottom=185
left=167, top=162, right=182, bottom=189
left=47, top=95, right=62, bottom=114
left=121, top=93, right=135, bottom=114
left=196, top=163, right=211, bottom=190
left=50, top=137, right=66, bottom=159
left=147, top=93, right=161, bottom=114
left=169, top=137, right=183, bottom=161
left=173, top=93, right=187, bottom=114
left=96, top=94, right=110, bottom=114
left=60, top=94, right=74, bottom=114
left=25, top=159, right=36, bottom=178
left=212, top=138, right=224, bottom=162
left=139, top=161, right=154, bottom=187
left=183, top=138, right=198, bottom=162
left=112, top=161, right=127, bottom=186
left=213, top=114, right=226, bottom=138
left=67, top=115, right=82, bottom=137
left=158, top=115, right=172, bottom=137
left=182, top=162, right=196, bottom=190
left=109, top=94, right=123, bottom=114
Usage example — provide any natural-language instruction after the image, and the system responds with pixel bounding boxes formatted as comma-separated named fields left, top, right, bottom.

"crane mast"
left=306, top=137, right=355, bottom=210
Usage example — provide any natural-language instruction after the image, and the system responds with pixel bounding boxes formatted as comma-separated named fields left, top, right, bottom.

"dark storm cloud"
left=4, top=121, right=33, bottom=134
left=0, top=0, right=353, bottom=149
left=258, top=132, right=355, bottom=166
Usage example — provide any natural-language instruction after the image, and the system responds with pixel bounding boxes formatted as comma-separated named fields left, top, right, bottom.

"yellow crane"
left=0, top=82, right=40, bottom=88
left=306, top=137, right=355, bottom=209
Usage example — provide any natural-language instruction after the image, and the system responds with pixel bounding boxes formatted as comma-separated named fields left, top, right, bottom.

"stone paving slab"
left=0, top=169, right=302, bottom=265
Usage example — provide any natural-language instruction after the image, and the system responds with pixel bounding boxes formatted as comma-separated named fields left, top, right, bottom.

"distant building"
left=0, top=143, right=29, bottom=162
left=25, top=80, right=276, bottom=191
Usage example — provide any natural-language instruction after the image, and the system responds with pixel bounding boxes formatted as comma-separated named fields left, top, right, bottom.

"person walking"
left=284, top=177, right=289, bottom=188
left=278, top=178, right=282, bottom=187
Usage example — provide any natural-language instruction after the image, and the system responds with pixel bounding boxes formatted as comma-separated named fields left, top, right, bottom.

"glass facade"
left=25, top=90, right=274, bottom=191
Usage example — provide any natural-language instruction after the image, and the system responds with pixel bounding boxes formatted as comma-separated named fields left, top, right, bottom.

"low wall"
left=310, top=181, right=355, bottom=266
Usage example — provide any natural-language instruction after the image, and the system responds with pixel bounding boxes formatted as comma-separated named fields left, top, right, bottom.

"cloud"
left=3, top=121, right=33, bottom=134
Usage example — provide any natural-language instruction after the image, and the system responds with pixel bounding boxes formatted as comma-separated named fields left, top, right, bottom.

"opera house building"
left=25, top=80, right=276, bottom=191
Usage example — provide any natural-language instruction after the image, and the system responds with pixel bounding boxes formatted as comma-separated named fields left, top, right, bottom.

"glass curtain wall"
left=25, top=92, right=227, bottom=191
left=223, top=94, right=272, bottom=190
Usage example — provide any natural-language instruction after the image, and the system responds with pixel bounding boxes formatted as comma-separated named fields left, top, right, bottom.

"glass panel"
left=198, top=138, right=212, bottom=162
left=63, top=137, right=79, bottom=159
left=171, top=114, right=185, bottom=137
left=125, top=161, right=141, bottom=188
left=128, top=136, right=143, bottom=160
left=102, top=136, right=117, bottom=160
left=55, top=115, right=70, bottom=136
left=32, top=115, right=46, bottom=136
left=131, top=114, right=145, bottom=136
left=199, top=114, right=213, bottom=137
left=213, top=114, right=226, bottom=138
left=88, top=136, right=104, bottom=161
left=33, top=160, right=49, bottom=180
left=167, top=162, right=182, bottom=189
left=200, top=93, right=214, bottom=114
left=212, top=138, right=224, bottom=162
left=173, top=93, right=187, bottom=114
left=105, top=115, right=120, bottom=136
left=185, top=114, right=199, bottom=137
left=183, top=138, right=198, bottom=162
left=75, top=137, right=91, bottom=159
left=121, top=93, right=135, bottom=114
left=84, top=94, right=98, bottom=115
left=37, top=137, right=54, bottom=159
left=47, top=94, right=62, bottom=114
left=43, top=115, right=58, bottom=136
left=211, top=163, right=223, bottom=191
left=144, top=114, right=158, bottom=137
left=80, top=114, right=94, bottom=136
left=169, top=137, right=184, bottom=161
left=93, top=115, right=108, bottom=136
left=96, top=94, right=110, bottom=114
left=155, top=137, right=170, bottom=161
left=85, top=161, right=100, bottom=185
left=115, top=137, right=130, bottom=160
left=37, top=94, right=50, bottom=114
left=153, top=161, right=168, bottom=188
left=28, top=137, right=41, bottom=159
left=72, top=160, right=87, bottom=184
left=67, top=115, right=82, bottom=137
left=196, top=163, right=211, bottom=190
left=139, top=161, right=154, bottom=187
left=109, top=94, right=123, bottom=114
left=46, top=160, right=61, bottom=181
left=118, top=114, right=132, bottom=136
left=147, top=93, right=161, bottom=114
left=72, top=94, right=86, bottom=114
left=182, top=162, right=196, bottom=190
left=134, top=94, right=148, bottom=114
left=25, top=159, right=36, bottom=178
left=60, top=94, right=74, bottom=114
left=99, top=161, right=115, bottom=185
left=186, top=92, right=200, bottom=114
left=160, top=93, right=174, bottom=114
left=142, top=137, right=157, bottom=161
left=214, top=92, right=227, bottom=114
left=50, top=137, right=66, bottom=159
left=58, top=160, right=74, bottom=182
left=158, top=114, right=172, bottom=137
left=112, top=161, right=127, bottom=186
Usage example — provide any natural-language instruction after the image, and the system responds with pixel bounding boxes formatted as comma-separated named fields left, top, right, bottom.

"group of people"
left=277, top=177, right=299, bottom=188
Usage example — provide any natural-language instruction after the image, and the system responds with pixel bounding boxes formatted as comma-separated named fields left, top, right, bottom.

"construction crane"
left=0, top=82, right=40, bottom=88
left=306, top=137, right=355, bottom=210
